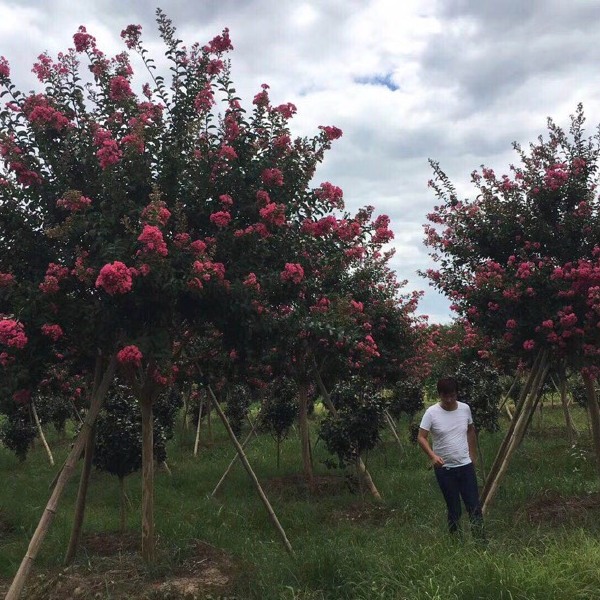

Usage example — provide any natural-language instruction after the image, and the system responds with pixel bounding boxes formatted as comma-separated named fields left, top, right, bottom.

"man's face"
left=439, top=391, right=457, bottom=406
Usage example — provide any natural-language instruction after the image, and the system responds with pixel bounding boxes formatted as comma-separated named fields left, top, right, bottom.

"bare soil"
left=521, top=490, right=600, bottom=526
left=264, top=473, right=357, bottom=498
left=2, top=534, right=241, bottom=600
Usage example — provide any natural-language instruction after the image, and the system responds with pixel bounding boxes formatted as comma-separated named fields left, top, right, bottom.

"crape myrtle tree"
left=423, top=105, right=600, bottom=509
left=1, top=11, right=357, bottom=593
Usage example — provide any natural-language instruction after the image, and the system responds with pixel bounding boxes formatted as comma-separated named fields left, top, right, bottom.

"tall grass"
left=0, top=401, right=598, bottom=599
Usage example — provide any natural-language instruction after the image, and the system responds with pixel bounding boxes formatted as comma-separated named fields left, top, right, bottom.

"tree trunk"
left=64, top=423, right=96, bottom=565
left=31, top=402, right=54, bottom=467
left=582, top=370, right=600, bottom=478
left=312, top=367, right=382, bottom=501
left=6, top=354, right=116, bottom=600
left=207, top=386, right=294, bottom=555
left=206, top=393, right=213, bottom=444
left=559, top=367, right=577, bottom=445
left=297, top=380, right=313, bottom=484
left=119, top=477, right=126, bottom=534
left=140, top=396, right=154, bottom=563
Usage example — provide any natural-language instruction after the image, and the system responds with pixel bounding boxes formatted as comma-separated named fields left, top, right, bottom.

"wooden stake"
left=384, top=410, right=403, bottom=451
left=31, top=402, right=54, bottom=467
left=193, top=394, right=204, bottom=457
left=211, top=421, right=258, bottom=497
left=481, top=351, right=549, bottom=514
left=558, top=365, right=577, bottom=444
left=297, top=380, right=313, bottom=484
left=206, top=386, right=294, bottom=556
left=6, top=354, right=116, bottom=600
left=64, top=423, right=96, bottom=565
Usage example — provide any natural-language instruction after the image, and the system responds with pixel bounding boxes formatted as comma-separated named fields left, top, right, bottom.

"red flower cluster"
left=141, top=201, right=171, bottom=226
left=138, top=225, right=168, bottom=256
left=0, top=319, right=28, bottom=349
left=39, top=263, right=69, bottom=294
left=210, top=211, right=232, bottom=228
left=261, top=168, right=284, bottom=187
left=117, top=344, right=143, bottom=368
left=280, top=263, right=304, bottom=284
left=95, top=261, right=133, bottom=295
left=41, top=323, right=64, bottom=342
left=56, top=193, right=92, bottom=212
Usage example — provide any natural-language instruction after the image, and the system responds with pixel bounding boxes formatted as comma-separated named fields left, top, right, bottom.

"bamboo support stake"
left=211, top=422, right=258, bottom=497
left=64, top=423, right=96, bottom=565
left=206, top=386, right=294, bottom=555
left=31, top=402, right=54, bottom=467
left=481, top=354, right=549, bottom=514
left=558, top=367, right=577, bottom=444
left=312, top=367, right=382, bottom=501
left=384, top=410, right=403, bottom=451
left=6, top=355, right=116, bottom=600
left=481, top=348, right=545, bottom=496
left=193, top=395, right=205, bottom=457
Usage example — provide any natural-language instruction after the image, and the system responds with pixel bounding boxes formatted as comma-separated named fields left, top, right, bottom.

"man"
left=417, top=377, right=484, bottom=538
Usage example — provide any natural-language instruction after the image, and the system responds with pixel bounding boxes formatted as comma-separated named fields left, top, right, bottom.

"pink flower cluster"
left=140, top=200, right=171, bottom=226
left=120, top=24, right=142, bottom=49
left=259, top=202, right=286, bottom=226
left=94, top=129, right=122, bottom=169
left=0, top=318, right=28, bottom=349
left=22, top=94, right=71, bottom=131
left=95, top=261, right=133, bottom=295
left=315, top=182, right=344, bottom=209
left=243, top=272, right=260, bottom=291
left=0, top=272, right=15, bottom=287
left=0, top=56, right=10, bottom=79
left=39, top=263, right=70, bottom=294
left=138, top=225, right=168, bottom=256
left=109, top=76, right=134, bottom=102
left=41, top=323, right=64, bottom=342
left=261, top=168, right=284, bottom=187
left=188, top=260, right=226, bottom=290
left=56, top=193, right=92, bottom=212
left=117, top=344, right=143, bottom=368
left=194, top=83, right=215, bottom=113
left=280, top=263, right=304, bottom=284
left=319, top=125, right=343, bottom=141
left=210, top=211, right=232, bottom=228
left=206, top=28, right=233, bottom=54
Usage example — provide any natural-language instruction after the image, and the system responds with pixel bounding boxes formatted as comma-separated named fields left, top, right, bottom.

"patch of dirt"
left=15, top=537, right=239, bottom=600
left=264, top=473, right=356, bottom=497
left=332, top=502, right=404, bottom=525
left=0, top=509, right=15, bottom=536
left=81, top=531, right=139, bottom=556
left=521, top=490, right=600, bottom=525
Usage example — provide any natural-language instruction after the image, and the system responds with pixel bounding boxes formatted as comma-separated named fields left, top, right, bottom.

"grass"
left=0, top=400, right=599, bottom=599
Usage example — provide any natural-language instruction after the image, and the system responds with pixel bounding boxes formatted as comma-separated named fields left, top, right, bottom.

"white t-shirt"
left=419, top=401, right=473, bottom=468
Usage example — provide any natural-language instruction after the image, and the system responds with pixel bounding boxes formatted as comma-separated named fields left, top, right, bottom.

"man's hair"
left=437, top=377, right=458, bottom=395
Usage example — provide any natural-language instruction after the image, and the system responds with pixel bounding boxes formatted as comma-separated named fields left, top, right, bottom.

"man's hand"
left=431, top=454, right=445, bottom=468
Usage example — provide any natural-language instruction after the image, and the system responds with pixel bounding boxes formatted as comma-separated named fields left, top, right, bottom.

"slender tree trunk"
left=64, top=423, right=96, bottom=565
left=119, top=477, right=126, bottom=534
left=6, top=355, right=116, bottom=600
left=140, top=396, right=154, bottom=563
left=31, top=402, right=54, bottom=467
left=297, top=380, right=313, bottom=484
left=277, top=438, right=281, bottom=470
left=476, top=433, right=487, bottom=483
left=559, top=367, right=577, bottom=444
left=582, top=370, right=600, bottom=478
left=312, top=367, right=382, bottom=501
left=207, top=393, right=213, bottom=444
left=193, top=395, right=204, bottom=457
left=207, top=386, right=294, bottom=555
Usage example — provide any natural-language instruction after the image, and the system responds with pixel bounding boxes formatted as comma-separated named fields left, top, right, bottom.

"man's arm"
left=467, top=423, right=477, bottom=464
left=417, top=428, right=444, bottom=467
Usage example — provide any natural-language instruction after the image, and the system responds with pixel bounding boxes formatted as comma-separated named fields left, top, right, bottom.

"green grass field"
left=1, top=401, right=599, bottom=599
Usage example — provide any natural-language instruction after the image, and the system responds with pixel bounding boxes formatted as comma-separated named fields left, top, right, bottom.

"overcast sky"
left=2, top=0, right=600, bottom=323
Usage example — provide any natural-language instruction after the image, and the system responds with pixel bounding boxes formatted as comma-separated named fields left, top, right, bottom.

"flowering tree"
left=0, top=11, right=368, bottom=591
left=423, top=105, right=600, bottom=506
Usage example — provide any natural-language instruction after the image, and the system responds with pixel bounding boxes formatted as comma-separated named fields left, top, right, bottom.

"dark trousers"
left=434, top=462, right=484, bottom=537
